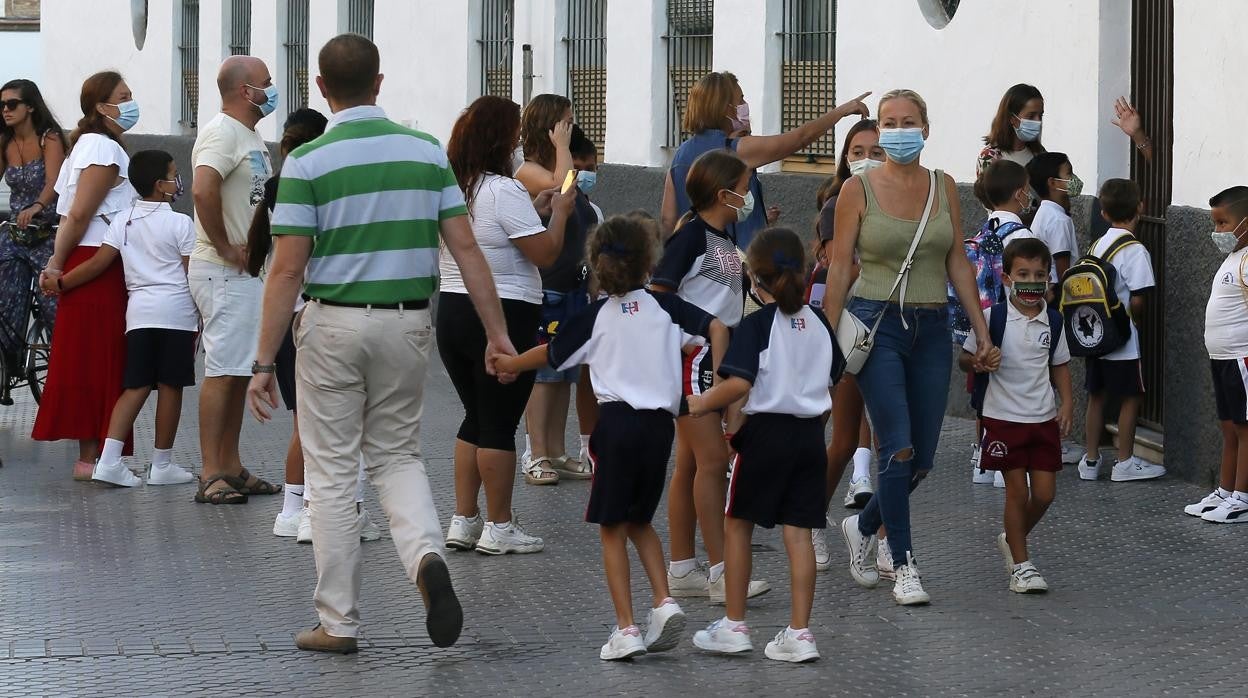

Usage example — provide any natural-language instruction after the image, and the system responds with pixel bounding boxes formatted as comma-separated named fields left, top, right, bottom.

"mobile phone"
left=561, top=169, right=579, bottom=194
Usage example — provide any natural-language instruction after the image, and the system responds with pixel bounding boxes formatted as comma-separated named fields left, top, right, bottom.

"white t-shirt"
left=1089, top=227, right=1156, bottom=361
left=1029, top=199, right=1077, bottom=283
left=54, top=133, right=137, bottom=247
left=964, top=301, right=1071, bottom=423
left=439, top=174, right=544, bottom=304
left=191, top=113, right=273, bottom=267
left=1000, top=147, right=1035, bottom=169
left=1205, top=247, right=1248, bottom=359
left=101, top=202, right=199, bottom=332
left=720, top=304, right=840, bottom=418
left=990, top=208, right=1058, bottom=284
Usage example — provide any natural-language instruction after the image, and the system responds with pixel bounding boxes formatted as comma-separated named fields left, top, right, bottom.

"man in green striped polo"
left=246, top=33, right=516, bottom=655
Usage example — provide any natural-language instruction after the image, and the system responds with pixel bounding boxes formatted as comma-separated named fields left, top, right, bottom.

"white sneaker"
left=475, top=517, right=544, bottom=555
left=146, top=462, right=196, bottom=485
left=838, top=514, right=879, bottom=588
left=1077, top=455, right=1101, bottom=481
left=693, top=617, right=753, bottom=654
left=1200, top=495, right=1248, bottom=523
left=844, top=475, right=874, bottom=508
left=1009, top=561, right=1049, bottom=593
left=357, top=509, right=382, bottom=541
left=92, top=460, right=142, bottom=488
left=296, top=507, right=312, bottom=544
left=1061, top=442, right=1081, bottom=464
left=764, top=627, right=820, bottom=663
left=1111, top=456, right=1166, bottom=482
left=599, top=625, right=646, bottom=661
left=993, top=470, right=1005, bottom=488
left=812, top=527, right=831, bottom=572
left=643, top=598, right=685, bottom=652
left=273, top=509, right=302, bottom=538
left=445, top=514, right=484, bottom=550
left=892, top=553, right=930, bottom=605
left=709, top=574, right=771, bottom=604
left=1185, top=490, right=1228, bottom=517
left=997, top=532, right=1015, bottom=573
left=877, top=537, right=896, bottom=581
left=971, top=444, right=994, bottom=485
left=667, top=564, right=710, bottom=597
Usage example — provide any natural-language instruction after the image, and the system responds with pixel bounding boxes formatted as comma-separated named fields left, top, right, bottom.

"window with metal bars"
left=284, top=0, right=309, bottom=117
left=779, top=0, right=835, bottom=160
left=229, top=0, right=251, bottom=55
left=179, top=0, right=200, bottom=129
left=347, top=0, right=374, bottom=39
left=479, top=0, right=514, bottom=99
left=564, top=0, right=606, bottom=150
left=665, top=0, right=714, bottom=147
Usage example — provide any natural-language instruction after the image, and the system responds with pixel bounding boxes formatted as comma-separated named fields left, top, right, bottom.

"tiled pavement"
left=0, top=353, right=1240, bottom=697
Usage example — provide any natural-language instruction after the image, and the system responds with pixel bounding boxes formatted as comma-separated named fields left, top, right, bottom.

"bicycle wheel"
left=24, top=317, right=50, bottom=404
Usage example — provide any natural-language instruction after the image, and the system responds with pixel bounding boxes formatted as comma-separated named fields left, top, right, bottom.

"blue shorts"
left=536, top=288, right=588, bottom=384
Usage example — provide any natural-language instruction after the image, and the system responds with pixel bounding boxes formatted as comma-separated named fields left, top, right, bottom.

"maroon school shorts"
left=979, top=416, right=1062, bottom=472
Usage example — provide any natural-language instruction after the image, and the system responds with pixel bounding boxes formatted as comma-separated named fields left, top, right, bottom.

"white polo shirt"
left=1205, top=247, right=1248, bottom=360
left=101, top=202, right=199, bottom=333
left=964, top=300, right=1071, bottom=423
left=1029, top=199, right=1077, bottom=283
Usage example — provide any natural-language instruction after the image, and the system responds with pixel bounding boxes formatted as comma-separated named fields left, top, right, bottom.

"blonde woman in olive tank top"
left=821, top=90, right=997, bottom=606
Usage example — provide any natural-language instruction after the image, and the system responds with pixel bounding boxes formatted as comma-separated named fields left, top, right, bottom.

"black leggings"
left=436, top=292, right=540, bottom=451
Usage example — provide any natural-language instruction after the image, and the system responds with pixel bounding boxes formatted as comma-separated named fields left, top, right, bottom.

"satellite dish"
left=131, top=0, right=148, bottom=50
left=917, top=0, right=960, bottom=29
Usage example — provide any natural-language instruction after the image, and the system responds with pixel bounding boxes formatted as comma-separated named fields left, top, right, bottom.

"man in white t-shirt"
left=1077, top=179, right=1164, bottom=484
left=189, top=55, right=279, bottom=504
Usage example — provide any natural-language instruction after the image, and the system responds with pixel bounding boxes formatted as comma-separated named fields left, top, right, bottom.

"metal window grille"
left=179, top=0, right=200, bottom=128
left=229, top=0, right=251, bottom=55
left=564, top=0, right=606, bottom=150
left=285, top=0, right=309, bottom=116
left=347, top=0, right=374, bottom=39
left=1130, top=0, right=1172, bottom=429
left=665, top=0, right=714, bottom=147
left=479, top=0, right=514, bottom=98
left=779, top=0, right=836, bottom=159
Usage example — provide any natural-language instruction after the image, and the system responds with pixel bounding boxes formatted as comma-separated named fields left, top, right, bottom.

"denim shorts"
left=536, top=288, right=588, bottom=383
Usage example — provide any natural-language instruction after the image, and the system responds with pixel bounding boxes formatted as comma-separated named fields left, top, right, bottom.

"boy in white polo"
left=963, top=238, right=1073, bottom=593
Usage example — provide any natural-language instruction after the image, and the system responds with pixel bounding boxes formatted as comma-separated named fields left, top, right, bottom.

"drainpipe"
left=522, top=44, right=534, bottom=106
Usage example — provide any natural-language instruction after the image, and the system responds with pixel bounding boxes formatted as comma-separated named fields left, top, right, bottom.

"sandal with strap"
left=231, top=467, right=283, bottom=496
left=523, top=457, right=560, bottom=486
left=550, top=454, right=592, bottom=480
left=195, top=475, right=249, bottom=505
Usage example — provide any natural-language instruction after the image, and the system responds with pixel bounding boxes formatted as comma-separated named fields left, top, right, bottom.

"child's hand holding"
left=1058, top=402, right=1074, bottom=437
left=981, top=346, right=1003, bottom=373
left=686, top=395, right=707, bottom=417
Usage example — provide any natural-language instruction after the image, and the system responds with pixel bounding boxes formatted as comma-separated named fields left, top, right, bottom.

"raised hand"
left=835, top=92, right=872, bottom=121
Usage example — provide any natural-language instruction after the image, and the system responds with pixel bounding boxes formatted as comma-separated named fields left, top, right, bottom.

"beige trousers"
left=295, top=300, right=443, bottom=637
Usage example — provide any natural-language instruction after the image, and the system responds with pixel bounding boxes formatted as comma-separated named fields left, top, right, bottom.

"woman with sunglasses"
left=1, top=79, right=68, bottom=361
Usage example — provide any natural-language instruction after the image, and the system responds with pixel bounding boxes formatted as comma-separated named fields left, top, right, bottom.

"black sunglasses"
left=0, top=99, right=26, bottom=111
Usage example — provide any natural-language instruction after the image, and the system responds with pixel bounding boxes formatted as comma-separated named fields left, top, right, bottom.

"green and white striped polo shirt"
left=272, top=105, right=467, bottom=304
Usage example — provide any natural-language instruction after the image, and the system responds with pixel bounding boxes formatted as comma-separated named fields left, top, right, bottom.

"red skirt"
left=32, top=245, right=133, bottom=454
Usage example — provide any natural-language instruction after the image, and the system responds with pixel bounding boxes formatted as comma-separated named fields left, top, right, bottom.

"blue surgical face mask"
left=1014, top=116, right=1042, bottom=143
left=105, top=100, right=140, bottom=131
left=247, top=84, right=280, bottom=118
left=878, top=127, right=925, bottom=164
left=724, top=189, right=755, bottom=223
left=576, top=170, right=597, bottom=194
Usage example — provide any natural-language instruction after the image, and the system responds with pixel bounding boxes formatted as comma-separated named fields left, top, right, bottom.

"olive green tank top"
left=854, top=169, right=955, bottom=304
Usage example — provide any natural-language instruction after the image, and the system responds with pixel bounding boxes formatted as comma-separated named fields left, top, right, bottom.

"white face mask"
left=848, top=157, right=884, bottom=177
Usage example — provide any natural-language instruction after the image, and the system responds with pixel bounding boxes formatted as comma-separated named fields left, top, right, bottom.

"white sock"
left=1216, top=487, right=1232, bottom=498
left=302, top=481, right=311, bottom=502
left=282, top=486, right=304, bottom=516
left=579, top=434, right=590, bottom=460
left=669, top=558, right=698, bottom=577
left=724, top=615, right=745, bottom=626
left=152, top=448, right=172, bottom=468
left=708, top=561, right=725, bottom=583
left=787, top=626, right=808, bottom=635
left=522, top=434, right=532, bottom=463
left=1234, top=491, right=1248, bottom=504
left=356, top=458, right=367, bottom=503
left=99, top=438, right=125, bottom=466
left=852, top=447, right=872, bottom=480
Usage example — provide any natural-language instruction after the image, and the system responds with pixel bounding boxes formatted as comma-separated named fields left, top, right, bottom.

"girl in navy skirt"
left=687, top=227, right=845, bottom=663
left=495, top=214, right=728, bottom=661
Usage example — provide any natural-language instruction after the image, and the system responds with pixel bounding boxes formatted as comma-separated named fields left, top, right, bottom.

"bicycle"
left=0, top=220, right=53, bottom=407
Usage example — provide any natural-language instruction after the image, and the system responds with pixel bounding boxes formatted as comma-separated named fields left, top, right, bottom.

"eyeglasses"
left=0, top=99, right=26, bottom=111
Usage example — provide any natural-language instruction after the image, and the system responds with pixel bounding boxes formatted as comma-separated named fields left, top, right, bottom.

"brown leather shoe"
left=417, top=553, right=463, bottom=648
left=295, top=624, right=358, bottom=654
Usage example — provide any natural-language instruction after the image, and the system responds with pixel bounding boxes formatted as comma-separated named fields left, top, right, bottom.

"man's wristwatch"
left=251, top=361, right=277, bottom=374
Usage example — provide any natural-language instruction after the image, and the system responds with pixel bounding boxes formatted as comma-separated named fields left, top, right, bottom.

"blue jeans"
left=848, top=298, right=951, bottom=566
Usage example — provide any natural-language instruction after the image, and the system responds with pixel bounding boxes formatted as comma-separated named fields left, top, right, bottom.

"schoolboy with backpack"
left=962, top=238, right=1073, bottom=593
left=1065, top=178, right=1165, bottom=482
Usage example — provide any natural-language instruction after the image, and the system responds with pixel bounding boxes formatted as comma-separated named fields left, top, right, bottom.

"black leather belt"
left=304, top=295, right=429, bottom=310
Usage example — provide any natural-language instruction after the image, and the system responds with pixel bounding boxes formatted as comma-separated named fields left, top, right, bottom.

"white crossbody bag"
left=837, top=170, right=938, bottom=375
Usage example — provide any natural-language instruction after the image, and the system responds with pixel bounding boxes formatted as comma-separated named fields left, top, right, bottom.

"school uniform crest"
left=620, top=301, right=639, bottom=315
left=1038, top=331, right=1051, bottom=348
left=791, top=318, right=806, bottom=330
left=987, top=440, right=1008, bottom=458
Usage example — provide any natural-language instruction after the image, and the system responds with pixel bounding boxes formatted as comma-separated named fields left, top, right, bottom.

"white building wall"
left=604, top=0, right=666, bottom=167
left=713, top=0, right=783, bottom=173
left=1, top=30, right=43, bottom=86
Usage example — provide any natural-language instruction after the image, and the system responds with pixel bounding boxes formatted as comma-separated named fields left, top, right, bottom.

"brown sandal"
left=194, top=475, right=248, bottom=504
left=231, top=467, right=283, bottom=496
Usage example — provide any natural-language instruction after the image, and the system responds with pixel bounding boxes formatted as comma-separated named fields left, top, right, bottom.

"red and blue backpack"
left=948, top=216, right=1028, bottom=345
